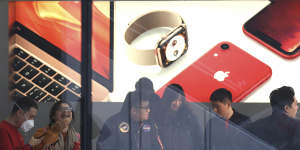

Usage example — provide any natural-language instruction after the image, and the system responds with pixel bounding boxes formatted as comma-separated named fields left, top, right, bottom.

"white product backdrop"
left=107, top=1, right=300, bottom=103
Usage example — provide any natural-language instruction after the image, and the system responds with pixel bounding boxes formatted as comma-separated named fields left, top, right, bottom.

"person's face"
left=54, top=103, right=73, bottom=125
left=211, top=100, right=231, bottom=119
left=285, top=97, right=298, bottom=118
left=133, top=100, right=150, bottom=121
left=17, top=107, right=37, bottom=127
left=170, top=95, right=183, bottom=112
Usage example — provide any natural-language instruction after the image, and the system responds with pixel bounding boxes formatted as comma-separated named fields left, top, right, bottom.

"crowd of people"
left=0, top=77, right=299, bottom=150
left=96, top=77, right=300, bottom=150
left=0, top=97, right=80, bottom=150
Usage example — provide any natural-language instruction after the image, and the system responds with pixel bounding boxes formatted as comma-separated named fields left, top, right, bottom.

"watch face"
left=165, top=35, right=186, bottom=61
left=157, top=25, right=188, bottom=67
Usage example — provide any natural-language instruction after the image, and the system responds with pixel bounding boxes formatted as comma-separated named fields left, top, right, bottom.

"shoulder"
left=0, top=120, right=11, bottom=129
left=236, top=111, right=249, bottom=119
left=231, top=110, right=250, bottom=125
left=105, top=113, right=128, bottom=126
left=243, top=116, right=270, bottom=131
left=0, top=121, right=18, bottom=135
left=0, top=121, right=8, bottom=130
left=102, top=113, right=129, bottom=132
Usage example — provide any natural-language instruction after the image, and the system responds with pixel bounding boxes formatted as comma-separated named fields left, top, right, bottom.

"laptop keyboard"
left=9, top=47, right=81, bottom=103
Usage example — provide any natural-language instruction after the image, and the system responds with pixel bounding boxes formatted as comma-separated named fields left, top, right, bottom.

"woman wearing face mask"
left=0, top=97, right=38, bottom=150
left=31, top=100, right=80, bottom=150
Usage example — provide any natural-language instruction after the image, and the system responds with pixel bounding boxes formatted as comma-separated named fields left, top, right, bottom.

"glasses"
left=59, top=107, right=72, bottom=112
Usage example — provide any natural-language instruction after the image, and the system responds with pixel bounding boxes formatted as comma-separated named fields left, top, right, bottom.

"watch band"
left=125, top=11, right=185, bottom=66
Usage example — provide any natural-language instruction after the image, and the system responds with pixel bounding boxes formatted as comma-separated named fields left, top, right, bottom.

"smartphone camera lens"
left=221, top=44, right=229, bottom=50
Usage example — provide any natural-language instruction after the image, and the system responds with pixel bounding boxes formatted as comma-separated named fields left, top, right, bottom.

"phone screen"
left=244, top=0, right=300, bottom=54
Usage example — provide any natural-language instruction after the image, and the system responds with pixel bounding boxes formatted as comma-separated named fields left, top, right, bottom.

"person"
left=134, top=77, right=161, bottom=121
left=96, top=91, right=163, bottom=150
left=158, top=84, right=203, bottom=150
left=209, top=88, right=249, bottom=125
left=205, top=88, right=250, bottom=150
left=244, top=86, right=300, bottom=150
left=31, top=100, right=80, bottom=150
left=0, top=96, right=38, bottom=150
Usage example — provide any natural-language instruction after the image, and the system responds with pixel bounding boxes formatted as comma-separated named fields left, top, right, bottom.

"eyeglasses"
left=59, top=107, right=73, bottom=112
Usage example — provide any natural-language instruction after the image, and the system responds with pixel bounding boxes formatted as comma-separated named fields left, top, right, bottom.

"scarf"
left=53, top=127, right=79, bottom=150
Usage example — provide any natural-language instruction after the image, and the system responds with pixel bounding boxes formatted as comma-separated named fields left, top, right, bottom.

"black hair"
left=210, top=88, right=232, bottom=103
left=49, top=100, right=74, bottom=126
left=160, top=84, right=192, bottom=124
left=11, top=96, right=38, bottom=115
left=270, top=86, right=295, bottom=111
left=135, top=77, right=154, bottom=93
left=162, top=84, right=186, bottom=103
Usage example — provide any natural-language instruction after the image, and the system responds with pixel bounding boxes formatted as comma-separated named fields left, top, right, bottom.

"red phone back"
left=156, top=42, right=272, bottom=102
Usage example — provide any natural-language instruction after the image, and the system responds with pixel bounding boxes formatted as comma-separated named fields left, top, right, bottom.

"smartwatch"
left=125, top=11, right=188, bottom=68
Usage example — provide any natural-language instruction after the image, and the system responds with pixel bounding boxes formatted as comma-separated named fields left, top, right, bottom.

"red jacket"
left=0, top=120, right=31, bottom=150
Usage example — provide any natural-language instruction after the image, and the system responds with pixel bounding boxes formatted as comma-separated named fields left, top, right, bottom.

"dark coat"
left=204, top=110, right=274, bottom=150
left=244, top=110, right=300, bottom=150
left=157, top=102, right=204, bottom=150
left=96, top=112, right=163, bottom=150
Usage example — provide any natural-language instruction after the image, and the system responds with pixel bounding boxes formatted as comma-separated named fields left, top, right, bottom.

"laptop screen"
left=11, top=1, right=113, bottom=91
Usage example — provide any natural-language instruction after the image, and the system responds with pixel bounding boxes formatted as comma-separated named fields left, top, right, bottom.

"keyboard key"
left=13, top=74, right=21, bottom=81
left=26, top=56, right=42, bottom=68
left=40, top=65, right=56, bottom=77
left=27, top=87, right=47, bottom=101
left=15, top=79, right=33, bottom=93
left=58, top=90, right=80, bottom=101
left=20, top=65, right=39, bottom=79
left=32, top=73, right=51, bottom=88
left=67, top=83, right=81, bottom=94
left=10, top=90, right=24, bottom=98
left=54, top=74, right=70, bottom=85
left=12, top=48, right=28, bottom=59
left=45, top=82, right=64, bottom=96
left=11, top=57, right=26, bottom=71
left=41, top=95, right=57, bottom=103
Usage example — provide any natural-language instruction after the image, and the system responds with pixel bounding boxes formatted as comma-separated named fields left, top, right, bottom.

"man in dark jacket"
left=205, top=88, right=250, bottom=150
left=209, top=88, right=249, bottom=125
left=96, top=91, right=163, bottom=150
left=244, top=86, right=300, bottom=150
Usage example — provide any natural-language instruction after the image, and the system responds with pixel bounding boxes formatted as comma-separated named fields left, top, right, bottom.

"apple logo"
left=214, top=71, right=230, bottom=82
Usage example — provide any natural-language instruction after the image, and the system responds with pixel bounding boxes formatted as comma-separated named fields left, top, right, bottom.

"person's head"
left=10, top=96, right=38, bottom=131
left=135, top=77, right=154, bottom=91
left=135, top=77, right=155, bottom=94
left=49, top=100, right=74, bottom=126
left=209, top=88, right=233, bottom=119
left=162, top=84, right=186, bottom=112
left=128, top=91, right=151, bottom=121
left=270, top=86, right=298, bottom=118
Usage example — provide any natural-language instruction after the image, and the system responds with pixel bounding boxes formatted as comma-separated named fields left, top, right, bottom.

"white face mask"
left=15, top=103, right=35, bottom=132
left=21, top=119, right=34, bottom=132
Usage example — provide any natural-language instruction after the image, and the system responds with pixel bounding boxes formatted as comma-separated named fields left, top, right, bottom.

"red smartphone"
left=156, top=42, right=272, bottom=102
left=243, top=0, right=300, bottom=59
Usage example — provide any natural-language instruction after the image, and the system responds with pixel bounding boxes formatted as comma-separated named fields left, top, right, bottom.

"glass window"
left=7, top=1, right=82, bottom=149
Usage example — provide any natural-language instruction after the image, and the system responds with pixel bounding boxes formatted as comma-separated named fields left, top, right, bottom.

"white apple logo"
left=213, top=71, right=230, bottom=82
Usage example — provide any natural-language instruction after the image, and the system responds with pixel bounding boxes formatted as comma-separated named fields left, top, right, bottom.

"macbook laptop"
left=8, top=1, right=113, bottom=102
